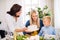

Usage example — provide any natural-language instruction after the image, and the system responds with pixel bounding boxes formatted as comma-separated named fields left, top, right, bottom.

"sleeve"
left=5, top=14, right=15, bottom=32
left=38, top=28, right=43, bottom=36
left=53, top=28, right=56, bottom=35
left=0, top=15, right=10, bottom=31
left=25, top=20, right=30, bottom=27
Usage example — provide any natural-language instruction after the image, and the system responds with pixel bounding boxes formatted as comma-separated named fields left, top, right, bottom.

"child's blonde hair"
left=30, top=9, right=40, bottom=27
left=43, top=16, right=51, bottom=21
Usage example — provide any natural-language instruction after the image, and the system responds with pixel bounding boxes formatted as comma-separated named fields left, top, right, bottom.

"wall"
left=0, top=0, right=54, bottom=27
left=54, top=0, right=60, bottom=28
left=0, top=0, right=7, bottom=21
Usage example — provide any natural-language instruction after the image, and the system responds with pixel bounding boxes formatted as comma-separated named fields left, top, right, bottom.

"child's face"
left=43, top=18, right=51, bottom=27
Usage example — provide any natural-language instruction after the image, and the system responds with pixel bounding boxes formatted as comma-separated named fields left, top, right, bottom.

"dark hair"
left=7, top=4, right=22, bottom=16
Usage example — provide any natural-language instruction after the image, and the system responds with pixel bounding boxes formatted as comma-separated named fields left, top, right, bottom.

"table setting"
left=0, top=25, right=60, bottom=40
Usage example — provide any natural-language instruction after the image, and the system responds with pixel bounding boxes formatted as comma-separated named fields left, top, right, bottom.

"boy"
left=38, top=16, right=56, bottom=36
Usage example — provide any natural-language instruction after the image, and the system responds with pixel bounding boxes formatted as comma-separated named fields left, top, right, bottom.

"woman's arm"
left=15, top=27, right=27, bottom=32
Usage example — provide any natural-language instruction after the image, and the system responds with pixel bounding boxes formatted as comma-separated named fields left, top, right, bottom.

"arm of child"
left=38, top=28, right=43, bottom=36
left=53, top=28, right=56, bottom=35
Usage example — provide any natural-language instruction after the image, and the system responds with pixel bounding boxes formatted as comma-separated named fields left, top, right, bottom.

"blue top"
left=23, top=20, right=44, bottom=35
left=38, top=25, right=56, bottom=36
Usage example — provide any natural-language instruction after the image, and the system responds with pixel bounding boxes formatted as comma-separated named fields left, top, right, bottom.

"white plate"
left=28, top=25, right=39, bottom=32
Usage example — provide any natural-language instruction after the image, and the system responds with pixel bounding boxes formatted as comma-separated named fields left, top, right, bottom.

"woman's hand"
left=23, top=27, right=27, bottom=31
left=25, top=29, right=33, bottom=32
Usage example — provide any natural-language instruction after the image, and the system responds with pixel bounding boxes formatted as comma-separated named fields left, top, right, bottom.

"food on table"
left=28, top=25, right=39, bottom=31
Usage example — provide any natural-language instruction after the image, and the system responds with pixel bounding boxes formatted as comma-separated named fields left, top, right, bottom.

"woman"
left=24, top=10, right=44, bottom=35
left=4, top=4, right=27, bottom=35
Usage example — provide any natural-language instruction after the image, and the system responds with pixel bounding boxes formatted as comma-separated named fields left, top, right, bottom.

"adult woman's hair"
left=24, top=10, right=44, bottom=35
left=7, top=4, right=22, bottom=16
left=30, top=9, right=40, bottom=27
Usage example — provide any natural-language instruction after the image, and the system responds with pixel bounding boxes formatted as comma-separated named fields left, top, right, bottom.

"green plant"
left=27, top=12, right=30, bottom=15
left=37, top=7, right=43, bottom=18
left=37, top=5, right=51, bottom=18
left=50, top=38, right=55, bottom=40
left=39, top=36, right=44, bottom=40
left=17, top=35, right=28, bottom=40
left=27, top=5, right=51, bottom=19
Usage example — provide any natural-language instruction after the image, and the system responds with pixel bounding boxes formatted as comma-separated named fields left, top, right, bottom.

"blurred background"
left=0, top=0, right=60, bottom=29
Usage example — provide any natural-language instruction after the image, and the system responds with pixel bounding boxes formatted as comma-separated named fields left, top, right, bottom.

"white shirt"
left=3, top=14, right=25, bottom=33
